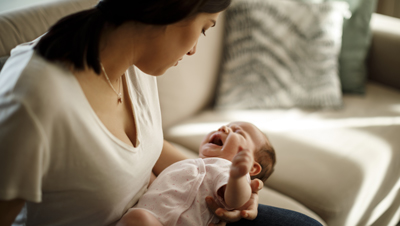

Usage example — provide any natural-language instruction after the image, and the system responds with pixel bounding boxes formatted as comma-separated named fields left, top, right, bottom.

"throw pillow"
left=215, top=0, right=350, bottom=109
left=340, top=0, right=376, bottom=93
left=297, top=0, right=377, bottom=94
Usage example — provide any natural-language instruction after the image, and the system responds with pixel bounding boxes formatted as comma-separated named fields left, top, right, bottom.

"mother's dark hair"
left=34, top=0, right=231, bottom=74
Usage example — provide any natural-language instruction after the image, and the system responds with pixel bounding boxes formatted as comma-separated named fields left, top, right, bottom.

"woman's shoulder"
left=1, top=45, right=68, bottom=90
left=0, top=44, right=83, bottom=120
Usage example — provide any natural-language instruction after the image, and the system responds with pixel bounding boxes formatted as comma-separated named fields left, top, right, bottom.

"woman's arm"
left=0, top=199, right=25, bottom=226
left=152, top=140, right=188, bottom=176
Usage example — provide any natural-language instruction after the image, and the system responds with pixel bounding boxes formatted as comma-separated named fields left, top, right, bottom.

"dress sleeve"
left=0, top=94, right=48, bottom=203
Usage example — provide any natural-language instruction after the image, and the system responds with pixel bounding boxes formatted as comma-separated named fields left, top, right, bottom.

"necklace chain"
left=100, top=63, right=122, bottom=103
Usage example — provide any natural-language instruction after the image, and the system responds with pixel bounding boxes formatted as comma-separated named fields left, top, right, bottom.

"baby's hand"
left=230, top=147, right=253, bottom=179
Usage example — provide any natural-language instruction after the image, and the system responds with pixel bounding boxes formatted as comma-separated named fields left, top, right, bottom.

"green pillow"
left=297, top=0, right=377, bottom=93
left=340, top=0, right=376, bottom=93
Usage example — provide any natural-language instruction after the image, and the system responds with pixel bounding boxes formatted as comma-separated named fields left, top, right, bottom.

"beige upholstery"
left=368, top=13, right=400, bottom=90
left=0, top=0, right=399, bottom=225
left=377, top=0, right=400, bottom=18
left=0, top=0, right=97, bottom=57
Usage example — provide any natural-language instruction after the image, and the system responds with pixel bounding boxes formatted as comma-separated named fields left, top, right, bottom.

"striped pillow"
left=215, top=0, right=350, bottom=109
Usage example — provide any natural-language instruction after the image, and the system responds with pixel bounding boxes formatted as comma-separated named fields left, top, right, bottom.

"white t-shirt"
left=0, top=41, right=163, bottom=225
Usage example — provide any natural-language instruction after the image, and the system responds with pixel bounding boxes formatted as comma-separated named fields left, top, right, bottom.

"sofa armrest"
left=0, top=0, right=97, bottom=58
left=368, top=13, right=400, bottom=90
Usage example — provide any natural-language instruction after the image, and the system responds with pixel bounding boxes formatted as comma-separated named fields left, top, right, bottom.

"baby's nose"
left=218, top=125, right=232, bottom=134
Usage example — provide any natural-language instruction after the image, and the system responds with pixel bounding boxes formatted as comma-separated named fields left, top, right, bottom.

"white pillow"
left=215, top=0, right=350, bottom=109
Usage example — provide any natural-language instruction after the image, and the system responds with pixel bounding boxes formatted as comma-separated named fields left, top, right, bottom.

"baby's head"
left=199, top=121, right=276, bottom=182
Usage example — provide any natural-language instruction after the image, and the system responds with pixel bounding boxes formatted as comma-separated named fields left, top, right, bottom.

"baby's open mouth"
left=209, top=134, right=223, bottom=146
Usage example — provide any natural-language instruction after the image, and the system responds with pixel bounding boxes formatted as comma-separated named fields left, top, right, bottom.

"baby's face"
left=199, top=121, right=266, bottom=161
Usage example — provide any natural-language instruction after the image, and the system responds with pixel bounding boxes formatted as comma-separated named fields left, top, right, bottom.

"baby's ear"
left=249, top=162, right=262, bottom=176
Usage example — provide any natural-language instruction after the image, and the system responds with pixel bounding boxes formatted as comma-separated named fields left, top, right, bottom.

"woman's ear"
left=249, top=162, right=262, bottom=177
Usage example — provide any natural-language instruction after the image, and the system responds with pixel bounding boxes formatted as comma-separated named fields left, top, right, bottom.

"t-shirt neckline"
left=68, top=67, right=140, bottom=152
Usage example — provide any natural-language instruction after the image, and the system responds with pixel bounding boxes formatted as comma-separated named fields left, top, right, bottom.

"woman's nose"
left=187, top=42, right=197, bottom=56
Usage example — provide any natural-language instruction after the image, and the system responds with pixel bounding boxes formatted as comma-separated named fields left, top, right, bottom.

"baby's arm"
left=224, top=148, right=253, bottom=209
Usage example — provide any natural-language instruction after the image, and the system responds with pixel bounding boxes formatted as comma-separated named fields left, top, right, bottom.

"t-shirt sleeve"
left=0, top=95, right=48, bottom=203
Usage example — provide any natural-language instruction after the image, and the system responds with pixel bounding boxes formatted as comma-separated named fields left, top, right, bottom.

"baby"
left=117, top=121, right=276, bottom=226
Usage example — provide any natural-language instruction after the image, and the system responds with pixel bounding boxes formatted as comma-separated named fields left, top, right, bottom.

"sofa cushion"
left=164, top=82, right=400, bottom=226
left=215, top=0, right=349, bottom=110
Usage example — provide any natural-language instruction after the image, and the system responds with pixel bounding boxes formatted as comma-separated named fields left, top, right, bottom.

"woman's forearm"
left=0, top=199, right=25, bottom=226
left=224, top=176, right=252, bottom=209
left=152, top=140, right=188, bottom=176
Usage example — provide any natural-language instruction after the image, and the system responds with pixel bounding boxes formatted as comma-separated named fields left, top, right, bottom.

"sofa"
left=0, top=0, right=399, bottom=226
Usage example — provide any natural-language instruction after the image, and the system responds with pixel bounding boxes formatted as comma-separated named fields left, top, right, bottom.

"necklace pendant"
left=118, top=94, right=122, bottom=103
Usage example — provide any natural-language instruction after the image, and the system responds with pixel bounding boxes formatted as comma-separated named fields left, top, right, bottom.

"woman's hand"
left=206, top=179, right=263, bottom=226
left=0, top=199, right=25, bottom=226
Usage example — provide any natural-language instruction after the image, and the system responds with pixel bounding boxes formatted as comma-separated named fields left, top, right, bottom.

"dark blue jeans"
left=228, top=204, right=323, bottom=226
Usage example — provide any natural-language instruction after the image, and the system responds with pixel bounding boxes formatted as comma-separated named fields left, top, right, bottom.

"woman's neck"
left=97, top=24, right=139, bottom=83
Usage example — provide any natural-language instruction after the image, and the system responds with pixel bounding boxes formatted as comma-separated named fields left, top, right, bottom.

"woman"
left=0, top=0, right=322, bottom=225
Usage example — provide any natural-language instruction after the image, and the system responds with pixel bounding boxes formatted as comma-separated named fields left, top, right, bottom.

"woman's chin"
left=139, top=62, right=180, bottom=76
left=140, top=67, right=167, bottom=77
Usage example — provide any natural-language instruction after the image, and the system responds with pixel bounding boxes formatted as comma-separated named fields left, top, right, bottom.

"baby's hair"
left=251, top=134, right=276, bottom=183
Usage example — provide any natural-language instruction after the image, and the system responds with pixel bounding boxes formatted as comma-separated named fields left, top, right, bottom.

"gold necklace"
left=100, top=63, right=122, bottom=103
